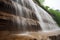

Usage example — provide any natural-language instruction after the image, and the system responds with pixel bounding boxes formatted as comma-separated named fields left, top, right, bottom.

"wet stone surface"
left=49, top=35, right=60, bottom=40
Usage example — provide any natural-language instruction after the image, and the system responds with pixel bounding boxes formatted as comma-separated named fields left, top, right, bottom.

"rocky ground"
left=0, top=31, right=60, bottom=40
left=0, top=31, right=50, bottom=40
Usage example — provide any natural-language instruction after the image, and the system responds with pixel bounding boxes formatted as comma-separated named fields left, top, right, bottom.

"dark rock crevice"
left=49, top=35, right=60, bottom=40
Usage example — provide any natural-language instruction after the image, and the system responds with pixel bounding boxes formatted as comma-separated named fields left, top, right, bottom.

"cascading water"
left=0, top=0, right=60, bottom=40
left=12, top=0, right=60, bottom=32
left=0, top=0, right=59, bottom=33
left=35, top=4, right=59, bottom=31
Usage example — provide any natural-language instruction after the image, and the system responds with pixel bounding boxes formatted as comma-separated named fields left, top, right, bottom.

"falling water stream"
left=0, top=0, right=60, bottom=40
left=0, top=0, right=59, bottom=33
left=12, top=0, right=60, bottom=32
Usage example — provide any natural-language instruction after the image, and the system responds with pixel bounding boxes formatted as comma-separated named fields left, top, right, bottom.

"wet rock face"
left=49, top=35, right=60, bottom=40
left=0, top=0, right=41, bottom=33
left=0, top=0, right=16, bottom=15
left=0, top=0, right=42, bottom=39
left=0, top=32, right=50, bottom=40
left=0, top=11, right=41, bottom=32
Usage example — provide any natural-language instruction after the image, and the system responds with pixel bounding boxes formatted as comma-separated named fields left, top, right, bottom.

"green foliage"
left=33, top=0, right=44, bottom=6
left=44, top=6, right=49, bottom=10
left=38, top=0, right=44, bottom=4
left=48, top=9, right=60, bottom=26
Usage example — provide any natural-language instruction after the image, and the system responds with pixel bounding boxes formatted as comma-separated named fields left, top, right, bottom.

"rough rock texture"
left=49, top=35, right=60, bottom=40
left=0, top=0, right=41, bottom=33
left=0, top=0, right=16, bottom=15
left=0, top=12, right=41, bottom=32
left=0, top=31, right=60, bottom=40
left=0, top=31, right=50, bottom=40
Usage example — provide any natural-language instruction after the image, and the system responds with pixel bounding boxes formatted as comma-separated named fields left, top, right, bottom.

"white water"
left=13, top=0, right=60, bottom=32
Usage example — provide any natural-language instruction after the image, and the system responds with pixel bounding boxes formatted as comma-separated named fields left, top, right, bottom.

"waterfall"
left=12, top=0, right=59, bottom=31
left=35, top=4, right=59, bottom=31
left=0, top=0, right=59, bottom=33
